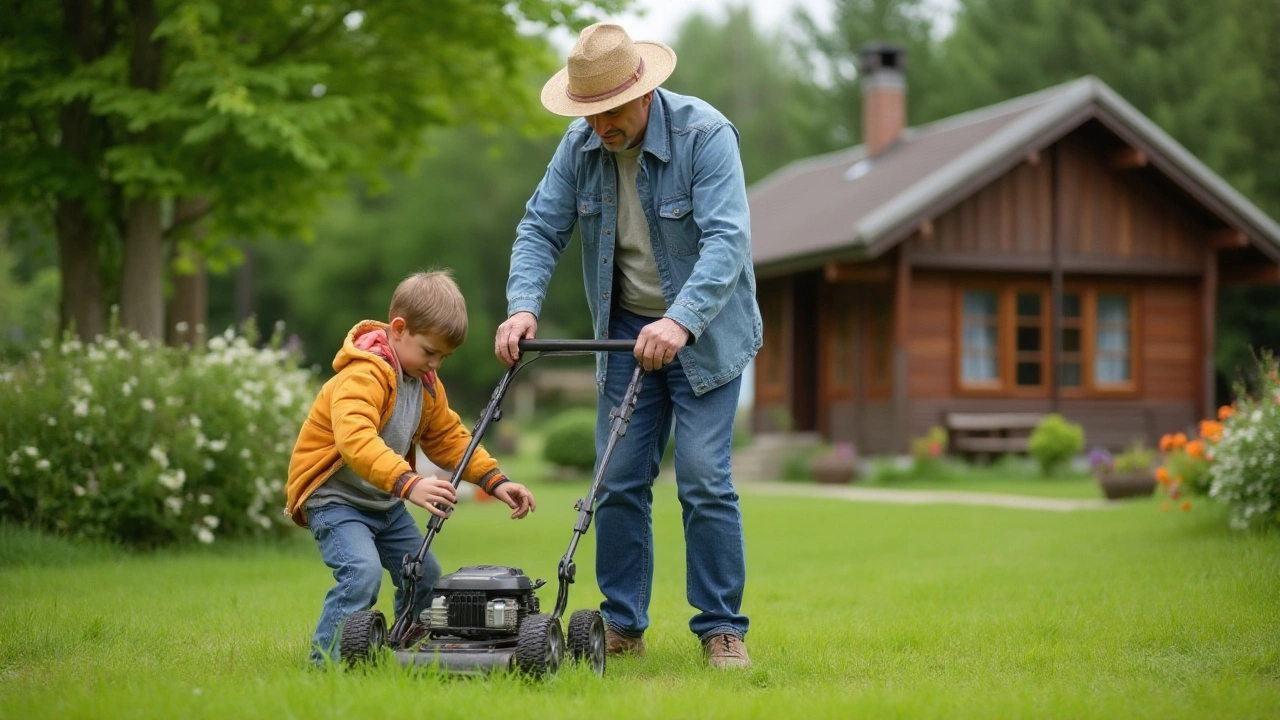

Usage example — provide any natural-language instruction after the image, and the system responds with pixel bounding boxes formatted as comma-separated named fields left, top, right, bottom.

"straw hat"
left=541, top=23, right=677, bottom=117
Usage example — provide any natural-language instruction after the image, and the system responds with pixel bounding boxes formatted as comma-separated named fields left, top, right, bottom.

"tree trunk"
left=165, top=197, right=210, bottom=346
left=55, top=0, right=105, bottom=340
left=120, top=197, right=165, bottom=340
left=119, top=0, right=166, bottom=340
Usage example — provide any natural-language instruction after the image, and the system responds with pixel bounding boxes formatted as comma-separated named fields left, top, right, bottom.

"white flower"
left=202, top=459, right=215, bottom=471
left=198, top=494, right=212, bottom=505
left=122, top=383, right=132, bottom=396
left=202, top=515, right=220, bottom=529
left=175, top=321, right=190, bottom=333
left=258, top=516, right=272, bottom=530
left=24, top=446, right=38, bottom=458
left=46, top=416, right=57, bottom=427
left=240, top=448, right=251, bottom=460
left=1252, top=410, right=1263, bottom=423
left=149, top=445, right=170, bottom=470
left=167, top=396, right=182, bottom=407
left=73, top=484, right=86, bottom=497
left=208, top=336, right=228, bottom=352
left=140, top=398, right=156, bottom=412
left=208, top=439, right=227, bottom=452
left=165, top=496, right=184, bottom=514
left=189, top=415, right=202, bottom=429
left=195, top=526, right=215, bottom=544
left=35, top=459, right=51, bottom=472
left=112, top=462, right=124, bottom=473
left=73, top=399, right=90, bottom=417
left=158, top=469, right=186, bottom=491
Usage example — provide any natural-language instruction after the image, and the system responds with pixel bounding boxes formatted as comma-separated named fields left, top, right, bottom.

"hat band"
left=566, top=58, right=646, bottom=104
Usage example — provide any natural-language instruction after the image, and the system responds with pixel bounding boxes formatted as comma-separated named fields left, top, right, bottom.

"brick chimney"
left=859, top=43, right=907, bottom=156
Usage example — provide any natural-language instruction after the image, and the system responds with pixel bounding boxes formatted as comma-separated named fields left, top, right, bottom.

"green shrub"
left=910, top=426, right=948, bottom=476
left=1028, top=414, right=1085, bottom=476
left=0, top=319, right=317, bottom=547
left=541, top=407, right=598, bottom=473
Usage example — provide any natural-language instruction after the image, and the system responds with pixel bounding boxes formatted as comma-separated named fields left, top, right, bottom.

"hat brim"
left=541, top=41, right=677, bottom=117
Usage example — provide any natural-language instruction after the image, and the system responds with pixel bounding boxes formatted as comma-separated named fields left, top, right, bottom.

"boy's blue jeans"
left=595, top=308, right=749, bottom=642
left=306, top=501, right=440, bottom=664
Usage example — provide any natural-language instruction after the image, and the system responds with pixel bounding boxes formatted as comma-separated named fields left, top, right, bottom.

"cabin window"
left=958, top=285, right=1136, bottom=396
left=961, top=291, right=999, bottom=384
left=1095, top=293, right=1132, bottom=385
left=1058, top=293, right=1083, bottom=388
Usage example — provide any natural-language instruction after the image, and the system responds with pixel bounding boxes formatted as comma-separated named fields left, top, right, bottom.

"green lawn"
left=1, top=480, right=1277, bottom=719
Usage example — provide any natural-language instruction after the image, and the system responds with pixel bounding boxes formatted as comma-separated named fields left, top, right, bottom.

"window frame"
left=955, top=282, right=1141, bottom=399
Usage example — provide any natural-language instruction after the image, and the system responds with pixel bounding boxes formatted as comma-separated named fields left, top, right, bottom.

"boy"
left=286, top=270, right=536, bottom=665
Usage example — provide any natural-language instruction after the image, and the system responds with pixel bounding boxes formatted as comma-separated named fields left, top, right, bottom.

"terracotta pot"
left=1096, top=470, right=1157, bottom=500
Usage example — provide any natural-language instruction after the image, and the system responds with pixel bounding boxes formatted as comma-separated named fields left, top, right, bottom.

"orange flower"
left=1160, top=434, right=1174, bottom=452
left=1199, top=420, right=1223, bottom=443
left=1218, top=405, right=1234, bottom=420
left=1185, top=440, right=1205, bottom=460
left=1155, top=466, right=1171, bottom=485
left=1180, top=500, right=1192, bottom=512
left=1172, top=433, right=1188, bottom=450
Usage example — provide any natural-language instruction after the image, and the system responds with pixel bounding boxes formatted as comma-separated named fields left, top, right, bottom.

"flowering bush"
left=0, top=318, right=317, bottom=547
left=1155, top=423, right=1217, bottom=507
left=1089, top=443, right=1155, bottom=475
left=1206, top=354, right=1280, bottom=530
left=910, top=426, right=947, bottom=475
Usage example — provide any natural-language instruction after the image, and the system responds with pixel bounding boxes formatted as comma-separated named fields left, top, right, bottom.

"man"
left=494, top=23, right=762, bottom=669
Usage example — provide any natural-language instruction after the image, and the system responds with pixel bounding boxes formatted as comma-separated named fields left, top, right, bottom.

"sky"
left=547, top=0, right=958, bottom=53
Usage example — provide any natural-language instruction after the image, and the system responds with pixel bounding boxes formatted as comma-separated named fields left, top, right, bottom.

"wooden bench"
left=944, top=412, right=1045, bottom=456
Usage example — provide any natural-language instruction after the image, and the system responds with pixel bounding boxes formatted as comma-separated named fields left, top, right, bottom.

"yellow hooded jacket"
left=285, top=320, right=505, bottom=527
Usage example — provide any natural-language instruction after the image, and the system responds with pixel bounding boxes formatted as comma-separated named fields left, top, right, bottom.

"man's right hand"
left=495, top=311, right=538, bottom=366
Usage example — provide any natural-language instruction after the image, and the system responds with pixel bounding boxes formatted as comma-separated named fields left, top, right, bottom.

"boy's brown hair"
left=389, top=270, right=467, bottom=347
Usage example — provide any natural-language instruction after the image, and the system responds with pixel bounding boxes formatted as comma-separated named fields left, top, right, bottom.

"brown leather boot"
left=604, top=627, right=645, bottom=657
left=702, top=633, right=751, bottom=669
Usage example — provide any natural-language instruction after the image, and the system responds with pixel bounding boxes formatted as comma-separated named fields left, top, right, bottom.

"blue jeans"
left=595, top=308, right=749, bottom=641
left=306, top=501, right=441, bottom=664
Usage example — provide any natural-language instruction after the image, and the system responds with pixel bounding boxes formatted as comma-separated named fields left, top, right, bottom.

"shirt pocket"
left=658, top=195, right=697, bottom=256
left=576, top=192, right=602, bottom=248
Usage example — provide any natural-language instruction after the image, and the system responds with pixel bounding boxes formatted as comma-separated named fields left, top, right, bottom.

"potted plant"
left=808, top=442, right=859, bottom=484
left=1090, top=443, right=1157, bottom=499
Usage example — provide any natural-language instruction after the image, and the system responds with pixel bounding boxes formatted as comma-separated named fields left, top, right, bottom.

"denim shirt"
left=507, top=89, right=763, bottom=396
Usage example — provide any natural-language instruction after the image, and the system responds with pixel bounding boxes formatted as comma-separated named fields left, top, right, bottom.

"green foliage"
left=910, top=425, right=948, bottom=476
left=1028, top=413, right=1085, bottom=476
left=1113, top=443, right=1156, bottom=474
left=1209, top=352, right=1280, bottom=529
left=540, top=407, right=597, bottom=473
left=0, top=239, right=58, bottom=360
left=0, top=319, right=317, bottom=547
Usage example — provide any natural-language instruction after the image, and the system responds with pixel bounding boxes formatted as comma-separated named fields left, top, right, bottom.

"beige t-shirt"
left=613, top=146, right=667, bottom=317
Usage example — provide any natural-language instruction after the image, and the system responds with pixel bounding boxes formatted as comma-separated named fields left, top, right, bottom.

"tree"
left=0, top=0, right=624, bottom=341
left=664, top=6, right=840, bottom=185
left=794, top=0, right=950, bottom=146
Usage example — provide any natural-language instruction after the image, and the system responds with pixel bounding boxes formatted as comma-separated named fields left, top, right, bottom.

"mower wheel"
left=339, top=609, right=387, bottom=666
left=566, top=609, right=606, bottom=676
left=515, top=613, right=563, bottom=677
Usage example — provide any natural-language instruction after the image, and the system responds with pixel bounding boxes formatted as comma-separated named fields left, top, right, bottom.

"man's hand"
left=635, top=318, right=690, bottom=371
left=406, top=475, right=456, bottom=518
left=495, top=312, right=539, bottom=367
left=492, top=482, right=537, bottom=519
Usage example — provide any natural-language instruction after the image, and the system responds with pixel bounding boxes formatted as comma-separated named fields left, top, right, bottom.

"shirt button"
left=603, top=292, right=610, bottom=300
left=606, top=196, right=613, bottom=203
left=601, top=257, right=608, bottom=264
left=580, top=204, right=588, bottom=212
left=672, top=209, right=681, bottom=216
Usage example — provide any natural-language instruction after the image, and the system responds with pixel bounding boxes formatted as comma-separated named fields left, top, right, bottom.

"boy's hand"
left=492, top=482, right=536, bottom=519
left=406, top=475, right=456, bottom=518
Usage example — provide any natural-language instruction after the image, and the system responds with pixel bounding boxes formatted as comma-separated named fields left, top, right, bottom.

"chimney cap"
left=858, top=43, right=908, bottom=74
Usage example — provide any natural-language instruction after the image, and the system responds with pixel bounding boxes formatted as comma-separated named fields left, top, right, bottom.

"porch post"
left=1201, top=247, right=1219, bottom=419
left=894, top=245, right=912, bottom=453
left=1050, top=143, right=1064, bottom=412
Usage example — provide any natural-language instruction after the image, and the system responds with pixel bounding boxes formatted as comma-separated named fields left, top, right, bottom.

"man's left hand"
left=635, top=318, right=690, bottom=371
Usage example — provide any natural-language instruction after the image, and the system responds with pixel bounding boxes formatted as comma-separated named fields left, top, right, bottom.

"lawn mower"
left=338, top=338, right=644, bottom=677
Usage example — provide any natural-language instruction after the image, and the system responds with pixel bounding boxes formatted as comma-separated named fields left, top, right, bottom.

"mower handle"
left=518, top=339, right=636, bottom=353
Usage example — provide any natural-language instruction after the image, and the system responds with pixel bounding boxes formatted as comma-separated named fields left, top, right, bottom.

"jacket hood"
left=333, top=320, right=398, bottom=378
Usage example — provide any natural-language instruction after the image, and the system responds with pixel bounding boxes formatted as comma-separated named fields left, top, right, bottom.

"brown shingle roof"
left=748, top=76, right=1280, bottom=272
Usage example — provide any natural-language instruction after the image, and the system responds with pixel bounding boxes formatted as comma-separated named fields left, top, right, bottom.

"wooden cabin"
left=748, top=45, right=1280, bottom=454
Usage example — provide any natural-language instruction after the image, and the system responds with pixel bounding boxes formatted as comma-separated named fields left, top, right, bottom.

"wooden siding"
left=909, top=130, right=1210, bottom=273
left=1142, top=280, right=1200, bottom=401
left=907, top=272, right=955, bottom=399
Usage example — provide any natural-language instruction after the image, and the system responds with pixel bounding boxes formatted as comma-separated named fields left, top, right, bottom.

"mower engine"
left=421, top=565, right=542, bottom=640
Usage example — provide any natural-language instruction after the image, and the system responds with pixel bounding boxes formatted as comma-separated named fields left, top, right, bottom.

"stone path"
left=738, top=480, right=1113, bottom=512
